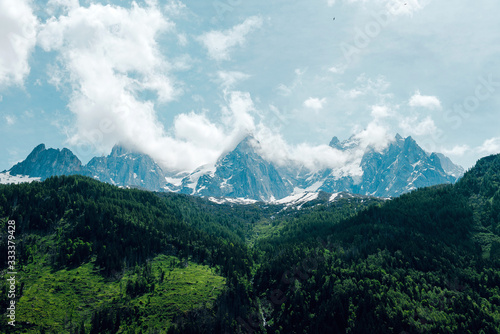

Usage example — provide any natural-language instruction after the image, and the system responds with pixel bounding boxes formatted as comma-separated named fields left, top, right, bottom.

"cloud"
left=478, top=137, right=500, bottom=155
left=47, top=0, right=79, bottom=14
left=328, top=64, right=346, bottom=74
left=37, top=2, right=190, bottom=167
left=277, top=68, right=306, bottom=96
left=254, top=125, right=392, bottom=176
left=399, top=115, right=438, bottom=136
left=0, top=0, right=38, bottom=88
left=164, top=0, right=187, bottom=16
left=197, top=16, right=263, bottom=61
left=327, top=0, right=336, bottom=7
left=215, top=71, right=250, bottom=90
left=338, top=74, right=392, bottom=100
left=138, top=90, right=257, bottom=171
left=441, top=145, right=470, bottom=157
left=5, top=115, right=16, bottom=125
left=177, top=33, right=188, bottom=46
left=254, top=127, right=355, bottom=172
left=352, top=121, right=393, bottom=152
left=409, top=90, right=442, bottom=110
left=371, top=105, right=391, bottom=118
left=304, top=97, right=327, bottom=110
left=254, top=115, right=393, bottom=174
left=221, top=91, right=256, bottom=139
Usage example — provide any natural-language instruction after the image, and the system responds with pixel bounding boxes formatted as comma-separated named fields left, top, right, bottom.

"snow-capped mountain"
left=279, top=134, right=462, bottom=198
left=5, top=134, right=464, bottom=201
left=182, top=137, right=293, bottom=200
left=355, top=135, right=456, bottom=196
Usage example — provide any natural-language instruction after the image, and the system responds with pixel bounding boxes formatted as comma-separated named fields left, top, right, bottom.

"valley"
left=0, top=154, right=499, bottom=333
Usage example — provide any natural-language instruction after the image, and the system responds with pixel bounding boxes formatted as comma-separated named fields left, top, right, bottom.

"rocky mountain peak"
left=6, top=134, right=465, bottom=201
left=9, top=144, right=84, bottom=179
left=329, top=136, right=342, bottom=150
left=110, top=145, right=134, bottom=157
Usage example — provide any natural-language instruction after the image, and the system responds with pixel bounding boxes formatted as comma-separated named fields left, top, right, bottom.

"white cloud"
left=47, top=0, right=79, bottom=14
left=221, top=91, right=256, bottom=139
left=215, top=71, right=250, bottom=90
left=328, top=64, right=346, bottom=74
left=371, top=105, right=391, bottom=118
left=478, top=137, right=500, bottom=155
left=254, top=115, right=394, bottom=174
left=37, top=2, right=194, bottom=168
left=0, top=0, right=38, bottom=88
left=304, top=97, right=327, bottom=110
left=409, top=90, right=442, bottom=110
left=5, top=115, right=16, bottom=125
left=399, top=115, right=438, bottom=136
left=327, top=0, right=336, bottom=7
left=352, top=121, right=393, bottom=152
left=198, top=16, right=263, bottom=61
left=254, top=127, right=355, bottom=172
left=164, top=0, right=186, bottom=16
left=174, top=112, right=224, bottom=145
left=177, top=33, right=188, bottom=46
left=338, top=74, right=392, bottom=100
left=441, top=145, right=470, bottom=157
left=277, top=68, right=306, bottom=96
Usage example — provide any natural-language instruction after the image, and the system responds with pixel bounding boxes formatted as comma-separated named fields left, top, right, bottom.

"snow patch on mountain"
left=207, top=197, right=258, bottom=205
left=0, top=172, right=40, bottom=184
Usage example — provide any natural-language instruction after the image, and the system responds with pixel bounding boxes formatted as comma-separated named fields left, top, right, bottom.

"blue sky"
left=1, top=0, right=499, bottom=172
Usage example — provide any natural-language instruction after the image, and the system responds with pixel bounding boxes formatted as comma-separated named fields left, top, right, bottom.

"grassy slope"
left=7, top=237, right=225, bottom=334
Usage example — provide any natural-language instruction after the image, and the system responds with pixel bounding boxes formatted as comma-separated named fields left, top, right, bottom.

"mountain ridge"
left=5, top=134, right=465, bottom=201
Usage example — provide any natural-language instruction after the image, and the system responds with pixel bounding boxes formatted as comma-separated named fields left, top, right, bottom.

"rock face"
left=86, top=146, right=167, bottom=192
left=433, top=152, right=466, bottom=178
left=292, top=134, right=460, bottom=197
left=8, top=134, right=465, bottom=201
left=185, top=137, right=293, bottom=201
left=9, top=144, right=85, bottom=179
left=355, top=135, right=456, bottom=197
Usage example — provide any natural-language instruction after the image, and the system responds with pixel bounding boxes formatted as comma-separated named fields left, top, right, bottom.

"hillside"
left=242, top=154, right=500, bottom=333
left=170, top=154, right=500, bottom=333
left=0, top=176, right=254, bottom=333
left=1, top=154, right=499, bottom=333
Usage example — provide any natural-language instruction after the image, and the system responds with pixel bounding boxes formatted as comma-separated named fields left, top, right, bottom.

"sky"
left=0, top=0, right=499, bottom=173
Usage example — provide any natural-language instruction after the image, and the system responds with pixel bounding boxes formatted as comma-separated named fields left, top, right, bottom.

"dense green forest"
left=0, top=154, right=500, bottom=333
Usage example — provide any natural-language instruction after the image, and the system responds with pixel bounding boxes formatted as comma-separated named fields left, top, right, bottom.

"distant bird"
left=333, top=17, right=335, bottom=20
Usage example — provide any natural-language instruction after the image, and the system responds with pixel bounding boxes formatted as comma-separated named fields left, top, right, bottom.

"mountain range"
left=3, top=134, right=464, bottom=201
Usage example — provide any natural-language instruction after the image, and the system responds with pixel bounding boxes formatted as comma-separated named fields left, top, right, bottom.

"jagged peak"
left=33, top=143, right=46, bottom=152
left=25, top=144, right=47, bottom=159
left=110, top=144, right=134, bottom=157
left=233, top=135, right=259, bottom=152
left=28, top=144, right=78, bottom=158
left=329, top=136, right=341, bottom=147
left=395, top=133, right=403, bottom=141
left=327, top=135, right=361, bottom=151
left=404, top=135, right=415, bottom=142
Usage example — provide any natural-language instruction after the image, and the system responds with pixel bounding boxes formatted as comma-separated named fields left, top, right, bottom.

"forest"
left=0, top=153, right=499, bottom=333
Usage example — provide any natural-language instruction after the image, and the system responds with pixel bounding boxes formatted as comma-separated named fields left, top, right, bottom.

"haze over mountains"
left=3, top=134, right=464, bottom=201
